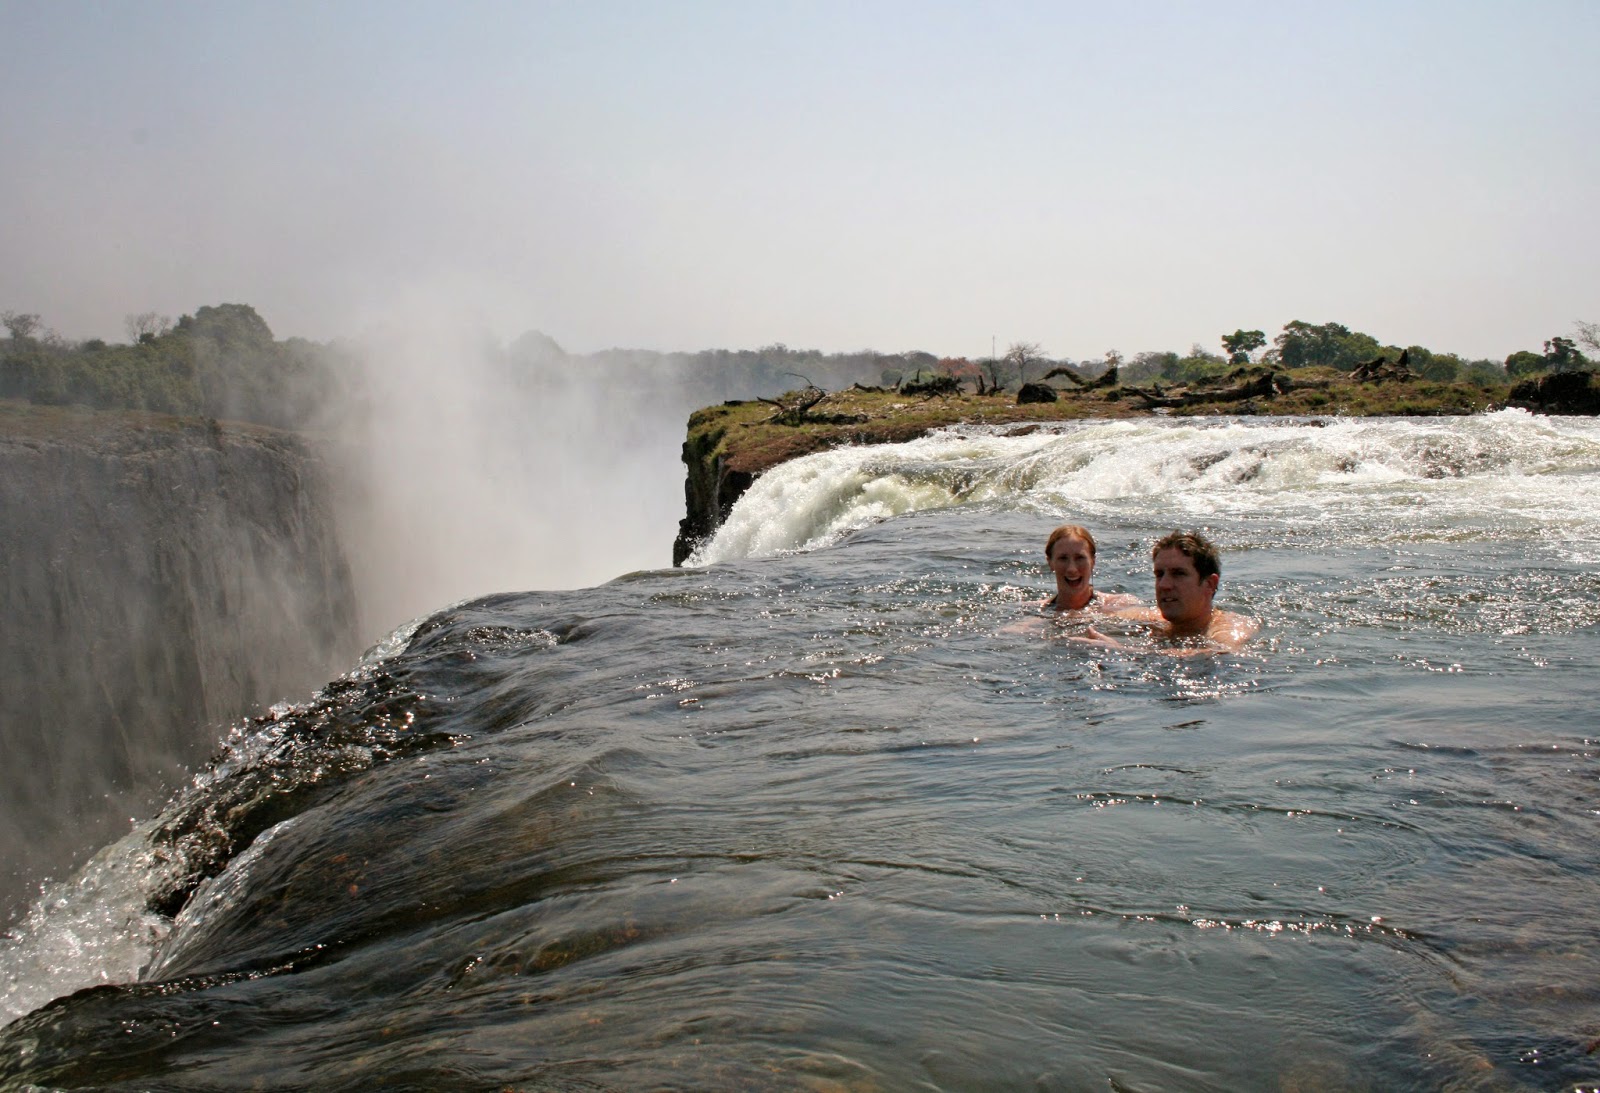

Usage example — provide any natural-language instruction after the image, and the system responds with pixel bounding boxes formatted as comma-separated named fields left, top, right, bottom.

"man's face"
left=1152, top=547, right=1218, bottom=631
left=1049, top=535, right=1096, bottom=596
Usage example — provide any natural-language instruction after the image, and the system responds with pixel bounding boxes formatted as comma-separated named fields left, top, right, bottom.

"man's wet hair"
left=1045, top=524, right=1097, bottom=559
left=1153, top=530, right=1221, bottom=580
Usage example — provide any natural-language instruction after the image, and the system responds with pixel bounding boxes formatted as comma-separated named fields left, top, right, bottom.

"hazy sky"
left=3, top=1, right=1596, bottom=362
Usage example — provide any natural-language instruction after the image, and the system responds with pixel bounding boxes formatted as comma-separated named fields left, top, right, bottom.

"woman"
left=1041, top=524, right=1141, bottom=612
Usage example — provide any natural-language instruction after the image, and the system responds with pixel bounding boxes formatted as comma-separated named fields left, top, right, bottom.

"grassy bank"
left=687, top=367, right=1509, bottom=482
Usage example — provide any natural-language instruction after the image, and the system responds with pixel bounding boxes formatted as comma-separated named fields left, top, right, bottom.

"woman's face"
left=1048, top=534, right=1096, bottom=598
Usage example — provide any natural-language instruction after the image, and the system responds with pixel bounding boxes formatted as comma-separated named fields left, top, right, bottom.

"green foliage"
left=1503, top=332, right=1592, bottom=378
left=2, top=312, right=42, bottom=341
left=1463, top=359, right=1506, bottom=388
left=0, top=306, right=1559, bottom=431
left=1270, top=320, right=1384, bottom=371
left=1405, top=345, right=1467, bottom=382
left=0, top=326, right=202, bottom=414
left=1123, top=351, right=1177, bottom=384
left=1542, top=336, right=1589, bottom=373
left=1221, top=329, right=1266, bottom=364
left=1124, top=345, right=1228, bottom=386
left=0, top=302, right=338, bottom=427
left=1504, top=350, right=1545, bottom=377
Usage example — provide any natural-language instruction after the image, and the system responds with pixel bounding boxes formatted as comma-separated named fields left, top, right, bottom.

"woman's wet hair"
left=1045, top=524, right=1097, bottom=559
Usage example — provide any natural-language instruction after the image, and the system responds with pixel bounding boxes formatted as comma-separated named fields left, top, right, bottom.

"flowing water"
left=3, top=412, right=1598, bottom=1091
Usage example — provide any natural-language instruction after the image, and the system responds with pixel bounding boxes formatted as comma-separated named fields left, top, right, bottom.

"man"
left=1075, top=531, right=1258, bottom=653
left=1138, top=530, right=1257, bottom=651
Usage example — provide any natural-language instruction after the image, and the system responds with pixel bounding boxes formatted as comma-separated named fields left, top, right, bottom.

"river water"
left=3, top=412, right=1598, bottom=1091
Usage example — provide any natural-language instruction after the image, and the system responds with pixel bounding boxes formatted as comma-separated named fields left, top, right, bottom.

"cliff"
left=0, top=402, right=359, bottom=915
left=672, top=368, right=1531, bottom=563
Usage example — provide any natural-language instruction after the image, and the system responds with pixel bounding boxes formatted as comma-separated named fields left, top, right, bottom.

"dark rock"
left=1507, top=370, right=1600, bottom=415
left=1016, top=382, right=1058, bottom=405
left=673, top=418, right=755, bottom=565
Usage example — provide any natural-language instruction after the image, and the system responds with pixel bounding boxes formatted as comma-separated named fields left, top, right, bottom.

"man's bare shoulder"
left=1206, top=609, right=1259, bottom=651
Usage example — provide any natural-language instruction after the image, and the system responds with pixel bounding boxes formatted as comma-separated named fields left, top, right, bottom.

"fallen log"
left=1126, top=370, right=1289, bottom=409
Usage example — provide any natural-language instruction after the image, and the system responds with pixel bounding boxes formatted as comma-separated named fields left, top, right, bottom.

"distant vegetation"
left=0, top=304, right=343, bottom=429
left=2, top=305, right=1595, bottom=430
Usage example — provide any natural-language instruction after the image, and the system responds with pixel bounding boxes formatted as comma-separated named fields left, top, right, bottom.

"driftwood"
left=1042, top=364, right=1119, bottom=390
left=758, top=385, right=828, bottom=423
left=1040, top=366, right=1084, bottom=387
left=900, top=374, right=960, bottom=399
left=1351, top=350, right=1415, bottom=384
left=1088, top=365, right=1119, bottom=390
left=1127, top=370, right=1289, bottom=409
left=757, top=384, right=869, bottom=426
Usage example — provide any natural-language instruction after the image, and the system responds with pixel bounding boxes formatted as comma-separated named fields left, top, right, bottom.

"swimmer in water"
left=1040, top=524, right=1142, bottom=612
left=1080, top=530, right=1258, bottom=652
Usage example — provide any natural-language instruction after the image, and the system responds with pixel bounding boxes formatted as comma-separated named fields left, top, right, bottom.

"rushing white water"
left=692, top=410, right=1600, bottom=563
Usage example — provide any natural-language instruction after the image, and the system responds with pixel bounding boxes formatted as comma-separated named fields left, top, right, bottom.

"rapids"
left=3, top=411, right=1598, bottom=1091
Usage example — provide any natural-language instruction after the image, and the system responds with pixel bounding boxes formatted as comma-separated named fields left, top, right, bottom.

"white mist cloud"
left=320, top=294, right=688, bottom=636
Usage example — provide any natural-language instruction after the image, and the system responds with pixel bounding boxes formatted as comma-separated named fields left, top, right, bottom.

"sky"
left=2, top=0, right=1597, bottom=363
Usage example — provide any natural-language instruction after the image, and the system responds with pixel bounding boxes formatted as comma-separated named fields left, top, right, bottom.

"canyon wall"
left=0, top=406, right=359, bottom=917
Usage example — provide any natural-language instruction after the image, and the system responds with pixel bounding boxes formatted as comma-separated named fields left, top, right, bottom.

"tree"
left=1221, top=329, right=1265, bottom=365
left=1407, top=346, right=1464, bottom=382
left=935, top=356, right=982, bottom=389
left=2, top=311, right=41, bottom=341
left=1464, top=359, right=1506, bottom=387
left=1505, top=350, right=1545, bottom=377
left=1506, top=335, right=1594, bottom=377
left=1575, top=320, right=1600, bottom=358
left=1125, top=351, right=1179, bottom=384
left=125, top=312, right=173, bottom=344
left=1004, top=342, right=1045, bottom=385
left=1542, top=336, right=1589, bottom=373
left=1271, top=320, right=1383, bottom=371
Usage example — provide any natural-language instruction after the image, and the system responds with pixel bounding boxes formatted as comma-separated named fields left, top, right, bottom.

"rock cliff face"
left=672, top=407, right=756, bottom=565
left=0, top=406, right=359, bottom=916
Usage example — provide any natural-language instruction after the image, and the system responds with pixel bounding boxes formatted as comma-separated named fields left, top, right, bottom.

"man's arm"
left=1070, top=609, right=1259, bottom=654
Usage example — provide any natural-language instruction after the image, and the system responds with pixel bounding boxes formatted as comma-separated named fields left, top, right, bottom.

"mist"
left=314, top=315, right=694, bottom=639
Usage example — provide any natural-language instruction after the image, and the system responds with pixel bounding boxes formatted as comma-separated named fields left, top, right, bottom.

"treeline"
left=0, top=305, right=345, bottom=429
left=919, top=320, right=1598, bottom=394
left=4, top=305, right=1596, bottom=430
